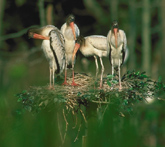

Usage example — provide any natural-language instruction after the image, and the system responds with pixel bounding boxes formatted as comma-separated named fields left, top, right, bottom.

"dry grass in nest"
left=17, top=70, right=163, bottom=116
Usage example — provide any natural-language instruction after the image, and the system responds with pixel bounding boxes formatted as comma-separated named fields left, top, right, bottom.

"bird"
left=72, top=35, right=108, bottom=88
left=107, top=20, right=128, bottom=90
left=28, top=25, right=65, bottom=89
left=60, top=14, right=80, bottom=86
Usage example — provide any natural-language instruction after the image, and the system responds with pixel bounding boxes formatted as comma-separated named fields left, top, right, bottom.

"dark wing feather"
left=121, top=43, right=125, bottom=65
left=49, top=29, right=65, bottom=74
left=109, top=43, right=112, bottom=65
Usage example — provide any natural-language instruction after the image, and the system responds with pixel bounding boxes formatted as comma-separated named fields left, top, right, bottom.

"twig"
left=74, top=123, right=82, bottom=142
left=0, top=25, right=39, bottom=41
left=57, top=112, right=64, bottom=143
left=80, top=109, right=87, bottom=124
left=99, top=104, right=109, bottom=125
left=62, top=109, right=68, bottom=144
left=91, top=100, right=110, bottom=104
left=72, top=114, right=77, bottom=129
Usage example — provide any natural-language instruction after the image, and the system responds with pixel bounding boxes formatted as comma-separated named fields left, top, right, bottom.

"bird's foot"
left=119, top=84, right=122, bottom=91
left=48, top=86, right=55, bottom=90
left=99, top=81, right=103, bottom=89
left=71, top=81, right=80, bottom=86
left=98, top=86, right=103, bottom=90
left=62, top=81, right=69, bottom=86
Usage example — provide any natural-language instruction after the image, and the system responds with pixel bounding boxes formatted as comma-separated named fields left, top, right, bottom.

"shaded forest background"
left=0, top=0, right=165, bottom=147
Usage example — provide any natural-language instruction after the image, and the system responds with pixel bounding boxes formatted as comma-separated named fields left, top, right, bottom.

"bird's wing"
left=60, top=23, right=66, bottom=35
left=49, top=29, right=65, bottom=74
left=74, top=24, right=80, bottom=37
left=120, top=30, right=128, bottom=65
left=85, top=35, right=107, bottom=51
left=106, top=30, right=112, bottom=55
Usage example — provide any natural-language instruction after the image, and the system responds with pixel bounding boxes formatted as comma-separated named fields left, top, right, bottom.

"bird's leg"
left=62, top=61, right=69, bottom=85
left=49, top=68, right=52, bottom=89
left=71, top=61, right=79, bottom=86
left=112, top=59, right=114, bottom=80
left=94, top=56, right=99, bottom=79
left=118, top=60, right=122, bottom=90
left=99, top=57, right=104, bottom=88
left=52, top=67, right=55, bottom=89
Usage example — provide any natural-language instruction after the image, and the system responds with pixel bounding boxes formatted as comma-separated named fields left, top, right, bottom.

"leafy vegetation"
left=15, top=71, right=165, bottom=146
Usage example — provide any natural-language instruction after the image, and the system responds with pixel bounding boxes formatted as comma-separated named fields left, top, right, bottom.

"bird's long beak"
left=70, top=22, right=76, bottom=40
left=114, top=28, right=118, bottom=48
left=72, top=43, right=80, bottom=62
left=32, top=33, right=50, bottom=40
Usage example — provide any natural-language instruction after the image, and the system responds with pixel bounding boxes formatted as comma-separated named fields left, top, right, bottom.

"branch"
left=74, top=123, right=82, bottom=142
left=62, top=109, right=68, bottom=144
left=0, top=25, right=39, bottom=41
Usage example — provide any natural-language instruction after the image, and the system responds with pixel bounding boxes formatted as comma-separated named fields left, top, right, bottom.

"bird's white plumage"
left=80, top=35, right=108, bottom=57
left=76, top=35, right=108, bottom=88
left=29, top=25, right=65, bottom=88
left=107, top=29, right=127, bottom=66
left=41, top=26, right=65, bottom=74
left=107, top=23, right=128, bottom=89
left=49, top=29, right=65, bottom=73
left=61, top=23, right=80, bottom=65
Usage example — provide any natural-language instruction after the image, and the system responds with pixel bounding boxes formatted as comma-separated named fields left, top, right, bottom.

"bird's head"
left=112, top=20, right=119, bottom=34
left=72, top=35, right=85, bottom=62
left=112, top=20, right=119, bottom=48
left=66, top=14, right=75, bottom=24
left=66, top=14, right=76, bottom=40
left=27, top=27, right=50, bottom=40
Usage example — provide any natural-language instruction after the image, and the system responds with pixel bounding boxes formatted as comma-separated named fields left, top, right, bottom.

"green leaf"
left=136, top=71, right=140, bottom=75
left=107, top=74, right=114, bottom=80
left=112, top=80, right=118, bottom=84
left=17, top=98, right=22, bottom=102
left=107, top=80, right=111, bottom=87
left=77, top=92, right=82, bottom=96
left=22, top=90, right=27, bottom=94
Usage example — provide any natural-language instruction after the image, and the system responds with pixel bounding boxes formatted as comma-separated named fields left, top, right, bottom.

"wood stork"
left=61, top=14, right=80, bottom=86
left=107, top=20, right=128, bottom=89
left=72, top=35, right=108, bottom=88
left=28, top=25, right=65, bottom=89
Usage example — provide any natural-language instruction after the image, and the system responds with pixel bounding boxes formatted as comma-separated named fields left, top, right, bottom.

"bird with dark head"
left=66, top=14, right=76, bottom=40
left=28, top=25, right=65, bottom=89
left=61, top=14, right=80, bottom=86
left=107, top=20, right=128, bottom=90
left=72, top=35, right=108, bottom=88
left=111, top=20, right=119, bottom=49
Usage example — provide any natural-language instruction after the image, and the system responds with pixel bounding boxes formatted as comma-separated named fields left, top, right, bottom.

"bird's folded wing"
left=85, top=35, right=107, bottom=51
left=49, top=29, right=66, bottom=72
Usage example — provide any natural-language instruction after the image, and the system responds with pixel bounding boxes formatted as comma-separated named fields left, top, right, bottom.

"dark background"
left=0, top=0, right=164, bottom=147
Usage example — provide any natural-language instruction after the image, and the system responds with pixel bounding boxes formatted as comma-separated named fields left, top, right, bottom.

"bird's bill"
left=33, top=33, right=50, bottom=40
left=70, top=22, right=76, bottom=40
left=72, top=43, right=80, bottom=62
left=113, top=28, right=118, bottom=48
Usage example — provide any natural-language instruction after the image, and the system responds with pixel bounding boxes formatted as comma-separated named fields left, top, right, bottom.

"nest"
left=16, top=71, right=163, bottom=113
left=16, top=71, right=165, bottom=144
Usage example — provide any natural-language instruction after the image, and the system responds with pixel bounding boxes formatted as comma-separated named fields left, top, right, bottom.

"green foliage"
left=15, top=70, right=165, bottom=146
left=16, top=70, right=165, bottom=116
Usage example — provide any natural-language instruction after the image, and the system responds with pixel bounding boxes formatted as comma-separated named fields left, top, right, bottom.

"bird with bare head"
left=28, top=25, right=65, bottom=89
left=61, top=14, right=80, bottom=86
left=107, top=20, right=128, bottom=90
left=72, top=35, right=108, bottom=88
